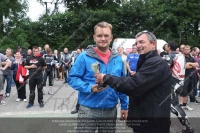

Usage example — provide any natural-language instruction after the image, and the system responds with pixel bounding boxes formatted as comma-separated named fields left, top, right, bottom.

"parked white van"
left=112, top=38, right=167, bottom=54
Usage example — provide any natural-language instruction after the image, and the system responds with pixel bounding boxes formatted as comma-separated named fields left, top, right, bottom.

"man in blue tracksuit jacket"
left=68, top=21, right=128, bottom=133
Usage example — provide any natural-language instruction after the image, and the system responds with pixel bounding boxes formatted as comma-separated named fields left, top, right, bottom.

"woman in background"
left=11, top=51, right=27, bottom=102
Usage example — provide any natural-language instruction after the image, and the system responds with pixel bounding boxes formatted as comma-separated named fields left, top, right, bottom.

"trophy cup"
left=90, top=62, right=107, bottom=90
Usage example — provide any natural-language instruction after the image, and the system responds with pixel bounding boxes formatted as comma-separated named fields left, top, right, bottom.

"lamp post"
left=40, top=0, right=52, bottom=15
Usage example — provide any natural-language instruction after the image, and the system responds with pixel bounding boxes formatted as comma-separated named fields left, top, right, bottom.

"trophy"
left=90, top=62, right=107, bottom=90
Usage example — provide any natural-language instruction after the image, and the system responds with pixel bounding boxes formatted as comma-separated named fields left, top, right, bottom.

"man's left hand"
left=91, top=84, right=107, bottom=92
left=120, top=110, right=128, bottom=120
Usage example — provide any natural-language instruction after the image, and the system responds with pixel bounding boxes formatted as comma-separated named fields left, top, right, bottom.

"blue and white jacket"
left=68, top=46, right=128, bottom=110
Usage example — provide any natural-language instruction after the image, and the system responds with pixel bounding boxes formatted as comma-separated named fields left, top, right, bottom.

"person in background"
left=117, top=46, right=127, bottom=75
left=24, top=46, right=47, bottom=108
left=160, top=44, right=168, bottom=57
left=176, top=47, right=180, bottom=53
left=53, top=49, right=60, bottom=80
left=81, top=48, right=84, bottom=52
left=2, top=48, right=14, bottom=97
left=179, top=45, right=199, bottom=111
left=11, top=51, right=27, bottom=102
left=180, top=44, right=185, bottom=54
left=43, top=48, right=58, bottom=95
left=17, top=46, right=26, bottom=59
left=197, top=57, right=200, bottom=97
left=40, top=44, right=49, bottom=56
left=70, top=48, right=82, bottom=114
left=26, top=49, right=32, bottom=58
left=60, top=48, right=72, bottom=83
left=126, top=44, right=139, bottom=76
left=189, top=47, right=200, bottom=103
left=38, top=47, right=42, bottom=53
left=75, top=48, right=81, bottom=59
left=157, top=49, right=161, bottom=55
left=121, top=47, right=128, bottom=56
left=0, top=52, right=11, bottom=105
left=58, top=51, right=64, bottom=81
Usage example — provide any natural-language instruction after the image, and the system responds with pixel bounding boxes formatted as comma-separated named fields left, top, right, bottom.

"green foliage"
left=0, top=27, right=30, bottom=51
left=1, top=0, right=200, bottom=52
left=64, top=0, right=120, bottom=11
left=0, top=0, right=28, bottom=37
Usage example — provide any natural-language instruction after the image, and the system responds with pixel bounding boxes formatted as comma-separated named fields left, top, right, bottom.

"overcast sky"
left=27, top=0, right=65, bottom=21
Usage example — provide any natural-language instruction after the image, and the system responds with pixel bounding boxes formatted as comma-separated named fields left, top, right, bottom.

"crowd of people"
left=0, top=45, right=84, bottom=108
left=161, top=44, right=200, bottom=107
left=0, top=21, right=200, bottom=133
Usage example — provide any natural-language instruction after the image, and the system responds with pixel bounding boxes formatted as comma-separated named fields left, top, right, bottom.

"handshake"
left=90, top=62, right=107, bottom=91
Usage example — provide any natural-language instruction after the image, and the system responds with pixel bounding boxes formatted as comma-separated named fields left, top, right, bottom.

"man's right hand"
left=129, top=71, right=136, bottom=76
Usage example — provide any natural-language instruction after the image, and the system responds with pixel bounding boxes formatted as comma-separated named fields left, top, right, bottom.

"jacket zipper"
left=142, top=104, right=145, bottom=117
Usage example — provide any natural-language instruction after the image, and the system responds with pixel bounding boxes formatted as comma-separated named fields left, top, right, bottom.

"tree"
left=0, top=0, right=28, bottom=38
left=64, top=0, right=121, bottom=11
left=0, top=27, right=29, bottom=52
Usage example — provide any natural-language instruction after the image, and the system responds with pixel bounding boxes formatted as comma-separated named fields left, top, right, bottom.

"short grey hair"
left=135, top=30, right=157, bottom=44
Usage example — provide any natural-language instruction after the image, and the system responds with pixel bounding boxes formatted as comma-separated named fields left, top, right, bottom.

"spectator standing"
left=117, top=46, right=127, bottom=75
left=70, top=48, right=82, bottom=114
left=24, top=46, right=47, bottom=108
left=38, top=47, right=42, bottom=53
left=17, top=46, right=26, bottom=59
left=180, top=44, right=185, bottom=54
left=179, top=45, right=199, bottom=110
left=126, top=44, right=139, bottom=76
left=2, top=48, right=14, bottom=97
left=60, top=48, right=71, bottom=83
left=75, top=48, right=81, bottom=60
left=197, top=58, right=200, bottom=97
left=58, top=51, right=64, bottom=80
left=160, top=44, right=168, bottom=57
left=11, top=51, right=27, bottom=102
left=176, top=47, right=180, bottom=53
left=53, top=49, right=60, bottom=80
left=81, top=48, right=84, bottom=52
left=26, top=49, right=32, bottom=59
left=0, top=53, right=10, bottom=105
left=43, top=48, right=58, bottom=95
left=189, top=47, right=200, bottom=103
left=40, top=44, right=49, bottom=56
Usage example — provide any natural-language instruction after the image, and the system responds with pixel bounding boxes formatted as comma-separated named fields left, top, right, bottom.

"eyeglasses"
left=136, top=30, right=156, bottom=42
left=142, top=30, right=156, bottom=41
